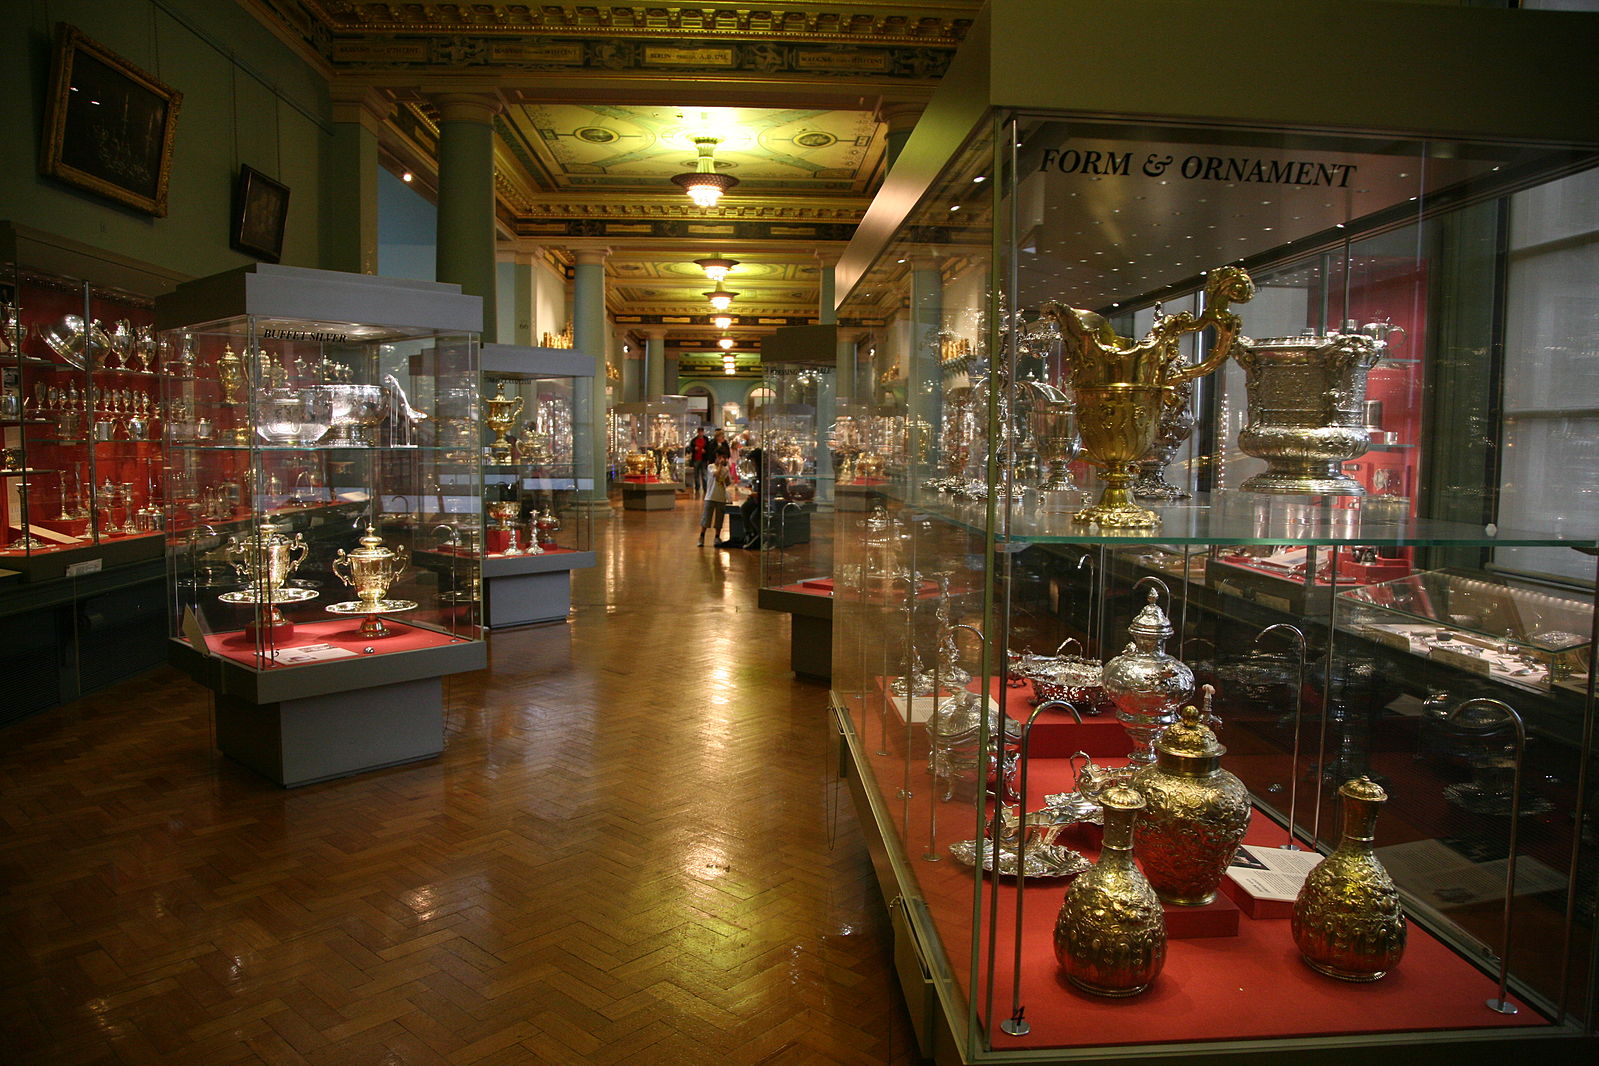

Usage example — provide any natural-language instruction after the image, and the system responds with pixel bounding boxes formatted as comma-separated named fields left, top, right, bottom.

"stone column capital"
left=572, top=248, right=610, bottom=267
left=814, top=249, right=842, bottom=269
left=432, top=91, right=504, bottom=125
left=875, top=99, right=924, bottom=133
left=642, top=327, right=667, bottom=342
left=330, top=87, right=391, bottom=136
left=910, top=253, right=944, bottom=273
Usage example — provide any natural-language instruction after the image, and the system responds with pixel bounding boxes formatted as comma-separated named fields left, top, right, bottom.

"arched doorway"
left=680, top=384, right=714, bottom=426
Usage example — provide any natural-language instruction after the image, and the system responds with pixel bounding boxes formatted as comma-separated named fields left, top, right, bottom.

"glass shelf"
left=900, top=491, right=1593, bottom=550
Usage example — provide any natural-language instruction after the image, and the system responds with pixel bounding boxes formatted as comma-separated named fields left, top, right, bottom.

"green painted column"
left=324, top=91, right=384, bottom=274
left=645, top=328, right=666, bottom=400
left=509, top=252, right=536, bottom=346
left=910, top=253, right=944, bottom=484
left=572, top=248, right=611, bottom=508
left=434, top=92, right=500, bottom=342
left=879, top=101, right=922, bottom=175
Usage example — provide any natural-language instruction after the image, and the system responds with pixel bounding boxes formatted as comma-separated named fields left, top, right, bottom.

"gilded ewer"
left=330, top=525, right=413, bottom=638
left=1102, top=582, right=1194, bottom=766
left=1131, top=689, right=1251, bottom=905
left=1234, top=319, right=1402, bottom=495
left=1054, top=784, right=1166, bottom=997
left=1293, top=777, right=1407, bottom=981
left=225, top=522, right=307, bottom=597
left=483, top=382, right=524, bottom=463
left=220, top=522, right=317, bottom=635
left=1042, top=266, right=1254, bottom=526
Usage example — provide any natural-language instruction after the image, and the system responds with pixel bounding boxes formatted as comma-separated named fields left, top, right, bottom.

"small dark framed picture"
left=39, top=24, right=183, bottom=217
left=232, top=165, right=291, bottom=262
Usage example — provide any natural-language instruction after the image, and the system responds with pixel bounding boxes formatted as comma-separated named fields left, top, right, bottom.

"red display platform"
left=843, top=693, right=1546, bottom=1052
left=199, top=617, right=461, bottom=668
left=1164, top=893, right=1241, bottom=939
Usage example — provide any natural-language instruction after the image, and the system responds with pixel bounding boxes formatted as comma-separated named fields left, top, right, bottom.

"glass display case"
left=827, top=6, right=1599, bottom=1062
left=611, top=396, right=689, bottom=510
left=156, top=264, right=485, bottom=787
left=477, top=344, right=596, bottom=628
left=754, top=340, right=838, bottom=679
left=1, top=229, right=169, bottom=581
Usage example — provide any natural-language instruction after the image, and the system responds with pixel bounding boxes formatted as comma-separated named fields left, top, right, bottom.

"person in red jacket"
left=686, top=426, right=712, bottom=496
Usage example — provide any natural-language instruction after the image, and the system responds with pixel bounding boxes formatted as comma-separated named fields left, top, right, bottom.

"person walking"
left=686, top=426, right=712, bottom=496
left=699, top=456, right=732, bottom=546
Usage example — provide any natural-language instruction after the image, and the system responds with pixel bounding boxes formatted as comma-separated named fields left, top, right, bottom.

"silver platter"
left=218, top=586, right=320, bottom=606
left=947, top=839, right=1090, bottom=879
left=325, top=599, right=418, bottom=616
left=1442, top=783, right=1555, bottom=817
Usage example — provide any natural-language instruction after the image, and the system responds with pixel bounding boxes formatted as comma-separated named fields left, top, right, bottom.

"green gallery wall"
left=0, top=0, right=332, bottom=282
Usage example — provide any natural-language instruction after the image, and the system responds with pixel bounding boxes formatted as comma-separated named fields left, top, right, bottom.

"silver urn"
left=1233, top=320, right=1401, bottom=495
left=1101, top=584, right=1194, bottom=766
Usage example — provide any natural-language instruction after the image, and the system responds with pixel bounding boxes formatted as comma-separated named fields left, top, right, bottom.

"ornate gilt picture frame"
left=39, top=24, right=183, bottom=217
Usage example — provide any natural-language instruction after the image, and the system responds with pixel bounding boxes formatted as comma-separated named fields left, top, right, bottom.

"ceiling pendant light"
left=672, top=136, right=739, bottom=208
left=705, top=283, right=738, bottom=311
left=711, top=315, right=733, bottom=330
left=717, top=336, right=735, bottom=350
left=694, top=256, right=739, bottom=282
left=723, top=352, right=737, bottom=375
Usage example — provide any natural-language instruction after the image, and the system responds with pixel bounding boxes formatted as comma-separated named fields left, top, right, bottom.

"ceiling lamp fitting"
left=711, top=315, right=733, bottom=330
left=672, top=137, right=740, bottom=208
left=694, top=256, right=739, bottom=282
left=705, top=284, right=738, bottom=311
left=717, top=336, right=735, bottom=350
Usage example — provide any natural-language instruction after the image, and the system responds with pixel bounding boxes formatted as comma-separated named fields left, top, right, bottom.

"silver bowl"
left=313, top=383, right=385, bottom=446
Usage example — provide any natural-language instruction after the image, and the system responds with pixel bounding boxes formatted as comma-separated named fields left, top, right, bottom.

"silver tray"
left=948, top=838, right=1090, bottom=879
left=218, top=586, right=319, bottom=606
left=325, top=598, right=418, bottom=616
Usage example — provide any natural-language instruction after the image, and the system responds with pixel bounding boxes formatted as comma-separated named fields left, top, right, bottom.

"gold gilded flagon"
left=1042, top=267, right=1254, bottom=527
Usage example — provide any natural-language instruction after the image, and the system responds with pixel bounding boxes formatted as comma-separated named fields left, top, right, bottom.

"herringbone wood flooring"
left=0, top=500, right=922, bottom=1065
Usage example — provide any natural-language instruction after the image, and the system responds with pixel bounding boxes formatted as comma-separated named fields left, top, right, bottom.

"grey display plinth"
left=757, top=586, right=833, bottom=681
left=483, top=549, right=595, bottom=628
left=214, top=676, right=443, bottom=788
left=835, top=484, right=887, bottom=512
left=621, top=481, right=678, bottom=510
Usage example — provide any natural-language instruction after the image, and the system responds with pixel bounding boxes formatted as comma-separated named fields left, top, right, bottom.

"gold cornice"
left=263, top=1, right=976, bottom=47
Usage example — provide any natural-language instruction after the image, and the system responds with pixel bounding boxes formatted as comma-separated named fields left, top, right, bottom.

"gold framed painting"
left=39, top=24, right=183, bottom=217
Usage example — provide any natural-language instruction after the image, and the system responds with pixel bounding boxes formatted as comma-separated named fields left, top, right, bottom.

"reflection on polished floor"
left=0, top=501, right=921, bottom=1065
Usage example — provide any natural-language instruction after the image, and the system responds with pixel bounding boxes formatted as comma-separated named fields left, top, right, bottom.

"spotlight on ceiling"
left=694, top=256, right=739, bottom=282
left=672, top=137, right=740, bottom=208
left=705, top=284, right=738, bottom=312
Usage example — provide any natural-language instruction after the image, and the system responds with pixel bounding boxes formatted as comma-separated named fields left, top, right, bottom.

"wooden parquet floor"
left=0, top=501, right=924, bottom=1065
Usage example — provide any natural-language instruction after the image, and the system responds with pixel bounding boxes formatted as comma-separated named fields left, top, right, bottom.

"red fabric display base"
left=842, top=694, right=1547, bottom=1052
left=200, top=617, right=463, bottom=668
left=1164, top=893, right=1241, bottom=939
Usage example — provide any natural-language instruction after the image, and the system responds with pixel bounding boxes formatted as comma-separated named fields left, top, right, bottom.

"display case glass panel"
left=159, top=284, right=481, bottom=674
left=611, top=396, right=690, bottom=484
left=1, top=258, right=165, bottom=577
left=756, top=362, right=835, bottom=585
left=481, top=352, right=593, bottom=563
left=832, top=105, right=1599, bottom=1060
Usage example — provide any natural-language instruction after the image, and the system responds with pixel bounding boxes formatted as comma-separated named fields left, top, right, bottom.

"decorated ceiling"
left=242, top=0, right=982, bottom=339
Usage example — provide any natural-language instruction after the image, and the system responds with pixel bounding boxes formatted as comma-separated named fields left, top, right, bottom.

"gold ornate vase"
left=1132, top=693, right=1251, bottom=905
left=623, top=450, right=652, bottom=478
left=1101, top=585, right=1194, bottom=765
left=225, top=522, right=307, bottom=595
left=331, top=525, right=412, bottom=636
left=1042, top=267, right=1254, bottom=526
left=1292, top=777, right=1407, bottom=981
left=484, top=382, right=525, bottom=464
left=1054, top=784, right=1166, bottom=997
left=1234, top=321, right=1399, bottom=495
